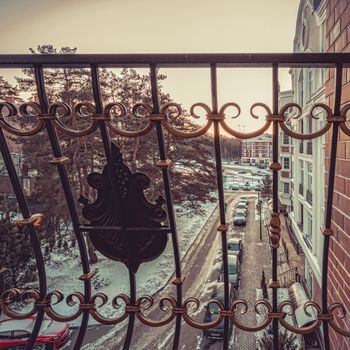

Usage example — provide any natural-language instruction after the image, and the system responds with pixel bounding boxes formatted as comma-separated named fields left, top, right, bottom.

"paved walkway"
left=279, top=216, right=305, bottom=282
left=233, top=197, right=272, bottom=350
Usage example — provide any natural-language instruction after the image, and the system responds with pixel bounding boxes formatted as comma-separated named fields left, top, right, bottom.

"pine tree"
left=12, top=45, right=217, bottom=262
left=0, top=214, right=35, bottom=287
left=261, top=174, right=272, bottom=201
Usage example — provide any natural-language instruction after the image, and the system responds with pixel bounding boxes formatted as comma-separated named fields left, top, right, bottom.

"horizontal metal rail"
left=0, top=53, right=349, bottom=68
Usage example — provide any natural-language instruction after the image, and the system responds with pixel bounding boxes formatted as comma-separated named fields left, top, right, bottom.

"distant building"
left=278, top=90, right=293, bottom=213
left=240, top=133, right=272, bottom=166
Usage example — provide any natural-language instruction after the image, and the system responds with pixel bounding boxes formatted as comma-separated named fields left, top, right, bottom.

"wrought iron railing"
left=279, top=267, right=302, bottom=288
left=0, top=53, right=350, bottom=350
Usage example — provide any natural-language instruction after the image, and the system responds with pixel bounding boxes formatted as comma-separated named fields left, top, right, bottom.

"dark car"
left=233, top=211, right=246, bottom=226
left=203, top=283, right=236, bottom=340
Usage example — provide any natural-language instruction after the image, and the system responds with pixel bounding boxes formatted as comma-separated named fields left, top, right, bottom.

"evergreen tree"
left=261, top=174, right=272, bottom=201
left=0, top=214, right=35, bottom=287
left=12, top=45, right=217, bottom=262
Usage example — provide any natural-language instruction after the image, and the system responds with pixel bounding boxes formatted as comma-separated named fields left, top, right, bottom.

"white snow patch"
left=255, top=288, right=301, bottom=349
left=44, top=202, right=217, bottom=328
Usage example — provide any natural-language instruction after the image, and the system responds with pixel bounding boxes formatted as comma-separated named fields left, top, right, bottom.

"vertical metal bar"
left=271, top=64, right=279, bottom=350
left=0, top=128, right=47, bottom=350
left=90, top=65, right=113, bottom=161
left=210, top=64, right=229, bottom=350
left=34, top=65, right=91, bottom=350
left=122, top=269, right=136, bottom=350
left=149, top=65, right=182, bottom=350
left=90, top=65, right=136, bottom=350
left=322, top=63, right=342, bottom=350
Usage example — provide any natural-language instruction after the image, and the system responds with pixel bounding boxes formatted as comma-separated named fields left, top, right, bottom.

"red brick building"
left=240, top=133, right=272, bottom=166
left=326, top=0, right=350, bottom=348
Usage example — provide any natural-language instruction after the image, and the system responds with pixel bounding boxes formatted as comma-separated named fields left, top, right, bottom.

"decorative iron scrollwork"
left=79, top=143, right=170, bottom=272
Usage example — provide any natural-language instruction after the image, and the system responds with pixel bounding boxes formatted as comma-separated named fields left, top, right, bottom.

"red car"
left=0, top=317, right=69, bottom=349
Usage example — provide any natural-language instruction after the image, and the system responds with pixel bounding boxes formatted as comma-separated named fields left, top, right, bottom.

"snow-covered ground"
left=45, top=201, right=218, bottom=325
left=255, top=288, right=302, bottom=349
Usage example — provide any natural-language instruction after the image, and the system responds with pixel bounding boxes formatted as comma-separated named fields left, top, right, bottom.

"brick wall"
left=326, top=0, right=350, bottom=348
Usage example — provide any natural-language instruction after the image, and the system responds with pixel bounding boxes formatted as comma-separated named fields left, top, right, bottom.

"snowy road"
left=68, top=191, right=257, bottom=350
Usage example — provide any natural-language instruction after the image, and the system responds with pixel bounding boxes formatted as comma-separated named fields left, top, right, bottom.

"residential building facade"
left=285, top=0, right=327, bottom=346
left=241, top=133, right=272, bottom=166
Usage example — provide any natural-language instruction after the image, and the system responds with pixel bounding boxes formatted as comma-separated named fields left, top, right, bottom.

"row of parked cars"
left=232, top=195, right=249, bottom=226
left=202, top=209, right=245, bottom=340
left=224, top=181, right=261, bottom=191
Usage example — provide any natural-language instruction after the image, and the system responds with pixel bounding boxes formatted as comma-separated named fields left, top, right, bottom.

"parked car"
left=227, top=238, right=243, bottom=261
left=239, top=195, right=249, bottom=205
left=238, top=170, right=247, bottom=174
left=235, top=202, right=248, bottom=211
left=5, top=344, right=56, bottom=349
left=223, top=182, right=233, bottom=190
left=243, top=182, right=251, bottom=191
left=231, top=182, right=240, bottom=190
left=203, top=283, right=236, bottom=339
left=233, top=208, right=247, bottom=217
left=218, top=255, right=240, bottom=288
left=254, top=184, right=261, bottom=191
left=233, top=211, right=246, bottom=225
left=0, top=317, right=69, bottom=349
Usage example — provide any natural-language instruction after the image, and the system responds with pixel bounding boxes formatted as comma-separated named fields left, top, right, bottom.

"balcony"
left=306, top=189, right=313, bottom=205
left=0, top=53, right=349, bottom=350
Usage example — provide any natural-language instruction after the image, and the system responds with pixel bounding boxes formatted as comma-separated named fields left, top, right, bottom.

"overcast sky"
left=0, top=0, right=301, bottom=132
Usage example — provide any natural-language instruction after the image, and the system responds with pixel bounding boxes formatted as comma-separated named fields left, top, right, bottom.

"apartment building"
left=241, top=133, right=272, bottom=166
left=285, top=0, right=327, bottom=324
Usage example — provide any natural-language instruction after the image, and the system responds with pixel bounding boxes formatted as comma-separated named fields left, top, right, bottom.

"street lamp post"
left=258, top=190, right=262, bottom=241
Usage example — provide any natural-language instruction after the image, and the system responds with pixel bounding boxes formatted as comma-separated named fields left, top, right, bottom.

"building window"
left=283, top=182, right=290, bottom=194
left=299, top=203, right=304, bottom=231
left=304, top=213, right=313, bottom=249
left=283, top=158, right=290, bottom=169
left=282, top=132, right=289, bottom=145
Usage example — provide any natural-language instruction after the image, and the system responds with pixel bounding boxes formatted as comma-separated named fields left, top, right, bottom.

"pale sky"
left=0, top=0, right=301, bottom=132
